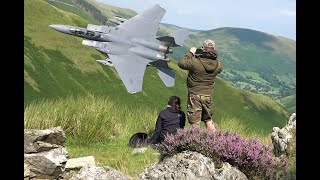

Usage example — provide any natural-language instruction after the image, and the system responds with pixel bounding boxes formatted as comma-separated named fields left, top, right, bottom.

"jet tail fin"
left=149, top=60, right=175, bottom=87
left=170, top=28, right=190, bottom=46
left=157, top=28, right=190, bottom=47
left=156, top=66, right=175, bottom=87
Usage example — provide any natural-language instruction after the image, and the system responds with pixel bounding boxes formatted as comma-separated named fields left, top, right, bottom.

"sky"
left=97, top=0, right=296, bottom=40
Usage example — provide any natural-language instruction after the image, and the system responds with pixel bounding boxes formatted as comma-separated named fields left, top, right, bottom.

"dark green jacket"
left=178, top=50, right=223, bottom=95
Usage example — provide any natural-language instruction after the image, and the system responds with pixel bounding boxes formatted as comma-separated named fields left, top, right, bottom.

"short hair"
left=168, top=96, right=181, bottom=107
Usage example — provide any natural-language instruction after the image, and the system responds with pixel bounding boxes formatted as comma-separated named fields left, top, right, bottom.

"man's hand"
left=189, top=47, right=197, bottom=55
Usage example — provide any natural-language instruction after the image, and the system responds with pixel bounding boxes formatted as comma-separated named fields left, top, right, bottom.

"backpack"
left=128, top=132, right=148, bottom=148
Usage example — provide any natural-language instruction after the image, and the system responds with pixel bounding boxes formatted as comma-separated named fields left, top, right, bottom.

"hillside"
left=85, top=0, right=136, bottom=19
left=45, top=0, right=99, bottom=24
left=278, top=94, right=296, bottom=113
left=25, top=0, right=289, bottom=135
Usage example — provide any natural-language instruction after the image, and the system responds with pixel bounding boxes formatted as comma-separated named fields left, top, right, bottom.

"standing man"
left=178, top=39, right=223, bottom=131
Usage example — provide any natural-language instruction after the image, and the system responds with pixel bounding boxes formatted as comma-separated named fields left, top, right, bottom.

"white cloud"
left=280, top=10, right=296, bottom=17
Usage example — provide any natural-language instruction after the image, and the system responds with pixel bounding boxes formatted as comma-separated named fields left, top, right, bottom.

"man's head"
left=168, top=96, right=181, bottom=111
left=202, top=39, right=215, bottom=52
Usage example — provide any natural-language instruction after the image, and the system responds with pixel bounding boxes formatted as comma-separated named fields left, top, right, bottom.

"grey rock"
left=24, top=147, right=68, bottom=179
left=24, top=126, right=66, bottom=153
left=132, top=147, right=148, bottom=154
left=62, top=170, right=79, bottom=180
left=24, top=162, right=36, bottom=179
left=213, top=162, right=247, bottom=180
left=271, top=113, right=296, bottom=156
left=288, top=113, right=296, bottom=129
left=65, top=156, right=96, bottom=170
left=67, top=166, right=131, bottom=180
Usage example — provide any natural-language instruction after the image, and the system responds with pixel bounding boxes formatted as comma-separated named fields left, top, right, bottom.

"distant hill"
left=160, top=23, right=203, bottom=32
left=170, top=27, right=296, bottom=100
left=24, top=0, right=289, bottom=134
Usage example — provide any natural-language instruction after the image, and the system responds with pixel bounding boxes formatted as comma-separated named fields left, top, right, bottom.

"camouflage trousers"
left=187, top=93, right=213, bottom=125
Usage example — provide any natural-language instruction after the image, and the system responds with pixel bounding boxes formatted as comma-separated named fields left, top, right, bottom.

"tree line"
left=220, top=69, right=295, bottom=99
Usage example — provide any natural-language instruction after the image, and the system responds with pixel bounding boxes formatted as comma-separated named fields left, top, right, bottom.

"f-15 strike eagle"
left=49, top=4, right=190, bottom=94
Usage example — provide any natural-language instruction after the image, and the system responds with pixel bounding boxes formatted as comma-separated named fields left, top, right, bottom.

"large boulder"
left=271, top=113, right=296, bottom=156
left=24, top=127, right=68, bottom=179
left=139, top=151, right=247, bottom=180
left=24, top=146, right=68, bottom=179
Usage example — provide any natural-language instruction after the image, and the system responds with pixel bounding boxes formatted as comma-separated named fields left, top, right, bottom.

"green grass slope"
left=25, top=0, right=289, bottom=132
left=278, top=94, right=296, bottom=113
left=86, top=0, right=137, bottom=19
left=45, top=0, right=99, bottom=24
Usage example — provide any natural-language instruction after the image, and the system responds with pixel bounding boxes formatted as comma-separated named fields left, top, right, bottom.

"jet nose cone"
left=49, top=24, right=56, bottom=28
left=49, top=24, right=71, bottom=34
left=49, top=24, right=62, bottom=30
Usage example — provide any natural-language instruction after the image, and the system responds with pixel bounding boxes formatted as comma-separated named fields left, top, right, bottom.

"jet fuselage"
left=49, top=24, right=171, bottom=61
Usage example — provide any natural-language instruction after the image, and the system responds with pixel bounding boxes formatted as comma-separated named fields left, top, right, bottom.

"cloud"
left=280, top=10, right=296, bottom=17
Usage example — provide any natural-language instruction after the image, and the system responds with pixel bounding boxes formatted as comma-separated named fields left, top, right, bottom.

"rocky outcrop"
left=24, top=127, right=68, bottom=179
left=139, top=151, right=248, bottom=180
left=24, top=126, right=66, bottom=153
left=24, top=127, right=131, bottom=180
left=271, top=113, right=296, bottom=156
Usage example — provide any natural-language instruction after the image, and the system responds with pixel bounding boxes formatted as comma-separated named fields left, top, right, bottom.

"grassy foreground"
left=25, top=95, right=275, bottom=178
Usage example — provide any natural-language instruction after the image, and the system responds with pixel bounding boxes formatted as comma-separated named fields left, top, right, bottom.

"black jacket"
left=148, top=106, right=186, bottom=144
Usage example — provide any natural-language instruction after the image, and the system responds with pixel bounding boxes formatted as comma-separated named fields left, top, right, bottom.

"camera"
left=194, top=48, right=204, bottom=57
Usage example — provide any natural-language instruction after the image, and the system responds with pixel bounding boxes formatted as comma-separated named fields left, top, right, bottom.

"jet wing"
left=108, top=54, right=147, bottom=93
left=114, top=4, right=166, bottom=39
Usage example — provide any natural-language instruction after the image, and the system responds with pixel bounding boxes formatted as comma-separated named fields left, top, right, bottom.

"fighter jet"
left=49, top=4, right=190, bottom=94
